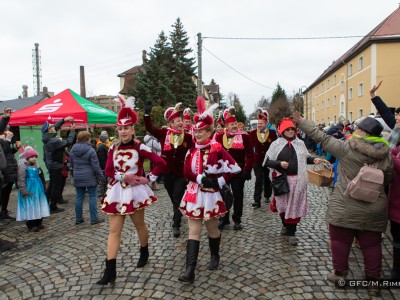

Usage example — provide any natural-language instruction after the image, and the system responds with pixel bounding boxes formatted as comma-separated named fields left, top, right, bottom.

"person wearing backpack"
left=293, top=112, right=393, bottom=297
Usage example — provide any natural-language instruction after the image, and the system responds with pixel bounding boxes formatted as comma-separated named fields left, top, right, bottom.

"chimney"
left=43, top=86, right=48, bottom=94
left=142, top=50, right=147, bottom=65
left=22, top=85, right=28, bottom=98
left=80, top=66, right=86, bottom=98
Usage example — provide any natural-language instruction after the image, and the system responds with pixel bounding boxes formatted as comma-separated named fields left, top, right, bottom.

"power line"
left=203, top=35, right=366, bottom=40
left=202, top=46, right=274, bottom=90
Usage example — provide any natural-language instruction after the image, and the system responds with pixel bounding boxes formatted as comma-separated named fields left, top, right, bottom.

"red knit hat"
left=164, top=103, right=183, bottom=123
left=114, top=95, right=138, bottom=126
left=193, top=97, right=219, bottom=130
left=278, top=118, right=296, bottom=135
left=223, top=107, right=237, bottom=124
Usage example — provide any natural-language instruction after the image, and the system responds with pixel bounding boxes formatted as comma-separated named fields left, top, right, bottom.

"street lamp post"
left=299, top=86, right=308, bottom=120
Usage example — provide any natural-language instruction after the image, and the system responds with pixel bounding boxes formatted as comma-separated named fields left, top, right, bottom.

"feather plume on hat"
left=164, top=102, right=183, bottom=122
left=193, top=97, right=218, bottom=130
left=223, top=106, right=237, bottom=124
left=256, top=107, right=269, bottom=121
left=114, top=95, right=138, bottom=126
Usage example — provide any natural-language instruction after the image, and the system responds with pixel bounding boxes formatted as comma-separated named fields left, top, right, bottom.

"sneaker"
left=251, top=202, right=261, bottom=208
left=0, top=240, right=16, bottom=252
left=75, top=219, right=85, bottom=225
left=326, top=270, right=348, bottom=283
left=50, top=207, right=65, bottom=214
left=29, top=227, right=39, bottom=232
left=288, top=236, right=298, bottom=246
left=0, top=211, right=15, bottom=220
left=91, top=219, right=105, bottom=225
left=233, top=223, right=244, bottom=230
left=57, top=198, right=68, bottom=204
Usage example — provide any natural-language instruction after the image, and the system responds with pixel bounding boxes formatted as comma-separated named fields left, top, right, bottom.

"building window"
left=322, top=84, right=325, bottom=92
left=334, top=115, right=337, bottom=124
left=328, top=117, right=330, bottom=123
left=334, top=75, right=337, bottom=85
left=317, top=104, right=319, bottom=111
left=327, top=98, right=330, bottom=107
left=111, top=106, right=114, bottom=111
left=340, top=102, right=344, bottom=113
left=100, top=99, right=108, bottom=104
left=341, top=80, right=344, bottom=92
left=321, top=100, right=324, bottom=109
left=358, top=56, right=364, bottom=70
left=333, top=95, right=337, bottom=106
left=359, top=109, right=363, bottom=118
left=348, top=64, right=353, bottom=76
left=349, top=112, right=353, bottom=122
left=358, top=83, right=364, bottom=96
left=327, top=79, right=330, bottom=89
left=349, top=88, right=353, bottom=100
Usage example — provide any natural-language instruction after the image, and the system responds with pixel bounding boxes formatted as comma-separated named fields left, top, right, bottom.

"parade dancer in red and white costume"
left=178, top=97, right=241, bottom=284
left=97, top=96, right=166, bottom=286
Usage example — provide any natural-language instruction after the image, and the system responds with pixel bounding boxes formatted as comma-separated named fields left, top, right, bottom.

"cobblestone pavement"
left=1, top=175, right=399, bottom=300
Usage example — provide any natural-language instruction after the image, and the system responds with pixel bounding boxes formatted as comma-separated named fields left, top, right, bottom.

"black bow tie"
left=260, top=130, right=266, bottom=134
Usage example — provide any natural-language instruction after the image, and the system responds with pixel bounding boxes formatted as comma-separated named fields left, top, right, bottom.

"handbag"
left=272, top=173, right=290, bottom=196
left=219, top=184, right=233, bottom=210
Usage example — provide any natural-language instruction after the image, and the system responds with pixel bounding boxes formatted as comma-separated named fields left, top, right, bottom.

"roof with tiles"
left=308, top=5, right=400, bottom=90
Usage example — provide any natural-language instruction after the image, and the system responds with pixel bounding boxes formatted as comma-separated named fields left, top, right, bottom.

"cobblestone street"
left=0, top=176, right=399, bottom=299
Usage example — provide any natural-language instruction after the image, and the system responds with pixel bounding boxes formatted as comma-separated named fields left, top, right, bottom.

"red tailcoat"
left=249, top=129, right=278, bottom=165
left=144, top=115, right=193, bottom=177
left=215, top=132, right=254, bottom=172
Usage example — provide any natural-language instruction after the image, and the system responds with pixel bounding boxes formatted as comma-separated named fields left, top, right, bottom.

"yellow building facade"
left=304, top=6, right=400, bottom=124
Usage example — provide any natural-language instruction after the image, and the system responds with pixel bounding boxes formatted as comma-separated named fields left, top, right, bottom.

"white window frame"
left=358, top=56, right=364, bottom=70
left=349, top=88, right=353, bottom=100
left=358, top=83, right=364, bottom=96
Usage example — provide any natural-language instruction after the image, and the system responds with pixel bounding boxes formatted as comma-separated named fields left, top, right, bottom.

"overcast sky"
left=0, top=1, right=398, bottom=115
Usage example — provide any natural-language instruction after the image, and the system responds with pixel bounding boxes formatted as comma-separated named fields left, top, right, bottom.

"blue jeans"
left=75, top=186, right=99, bottom=222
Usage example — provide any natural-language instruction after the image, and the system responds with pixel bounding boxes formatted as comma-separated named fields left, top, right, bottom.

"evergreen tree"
left=169, top=18, right=197, bottom=108
left=227, top=93, right=247, bottom=124
left=268, top=83, right=291, bottom=126
left=271, top=83, right=287, bottom=103
left=134, top=31, right=175, bottom=109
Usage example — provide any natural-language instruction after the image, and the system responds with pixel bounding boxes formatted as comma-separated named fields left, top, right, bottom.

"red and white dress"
left=179, top=141, right=241, bottom=220
left=101, top=140, right=166, bottom=215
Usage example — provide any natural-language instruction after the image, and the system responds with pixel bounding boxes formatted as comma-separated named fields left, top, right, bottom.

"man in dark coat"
left=0, top=107, right=17, bottom=251
left=144, top=102, right=193, bottom=237
left=249, top=109, right=277, bottom=208
left=42, top=116, right=75, bottom=213
left=215, top=107, right=254, bottom=230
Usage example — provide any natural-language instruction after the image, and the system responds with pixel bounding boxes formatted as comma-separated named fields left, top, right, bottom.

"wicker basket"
left=307, top=159, right=334, bottom=187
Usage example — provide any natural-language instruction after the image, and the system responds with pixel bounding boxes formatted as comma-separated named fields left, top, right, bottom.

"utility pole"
left=80, top=66, right=86, bottom=98
left=197, top=33, right=202, bottom=97
left=32, top=43, right=42, bottom=96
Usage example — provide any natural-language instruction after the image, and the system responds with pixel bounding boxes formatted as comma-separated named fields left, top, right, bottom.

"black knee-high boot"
left=137, top=244, right=149, bottom=268
left=96, top=259, right=116, bottom=285
left=178, top=240, right=200, bottom=283
left=392, top=242, right=400, bottom=280
left=208, top=236, right=221, bottom=270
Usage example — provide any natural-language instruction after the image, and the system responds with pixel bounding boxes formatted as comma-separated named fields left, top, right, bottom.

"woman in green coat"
left=293, top=112, right=393, bottom=297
